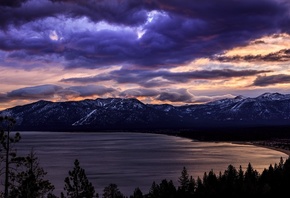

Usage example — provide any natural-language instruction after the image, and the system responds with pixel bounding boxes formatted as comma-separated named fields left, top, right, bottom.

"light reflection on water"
left=12, top=132, right=288, bottom=196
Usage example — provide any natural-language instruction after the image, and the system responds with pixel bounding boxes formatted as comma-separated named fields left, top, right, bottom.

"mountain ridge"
left=1, top=92, right=290, bottom=131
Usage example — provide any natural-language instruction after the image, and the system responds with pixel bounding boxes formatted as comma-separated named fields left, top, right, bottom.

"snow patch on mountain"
left=72, top=109, right=97, bottom=126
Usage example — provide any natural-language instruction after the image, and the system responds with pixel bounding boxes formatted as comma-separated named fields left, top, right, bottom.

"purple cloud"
left=0, top=93, right=9, bottom=103
left=0, top=0, right=28, bottom=7
left=215, top=49, right=290, bottom=63
left=0, top=84, right=116, bottom=103
left=64, top=85, right=116, bottom=97
left=6, top=84, right=62, bottom=99
left=61, top=69, right=271, bottom=87
left=0, top=0, right=289, bottom=69
left=0, top=0, right=147, bottom=28
left=120, top=88, right=159, bottom=97
left=253, top=74, right=290, bottom=86
left=157, top=89, right=194, bottom=103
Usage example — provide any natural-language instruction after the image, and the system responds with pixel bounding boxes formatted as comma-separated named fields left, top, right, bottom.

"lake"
left=11, top=132, right=288, bottom=196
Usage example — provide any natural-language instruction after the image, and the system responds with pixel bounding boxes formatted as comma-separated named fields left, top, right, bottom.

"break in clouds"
left=0, top=0, right=290, bottom=106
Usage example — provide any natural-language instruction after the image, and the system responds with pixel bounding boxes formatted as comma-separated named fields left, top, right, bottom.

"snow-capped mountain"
left=1, top=93, right=290, bottom=131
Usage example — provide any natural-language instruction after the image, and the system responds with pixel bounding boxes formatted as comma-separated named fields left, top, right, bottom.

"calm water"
left=12, top=132, right=288, bottom=196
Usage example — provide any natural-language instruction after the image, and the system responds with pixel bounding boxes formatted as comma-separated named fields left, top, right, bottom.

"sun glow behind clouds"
left=224, top=34, right=290, bottom=56
left=1, top=0, right=290, bottom=110
left=49, top=30, right=59, bottom=41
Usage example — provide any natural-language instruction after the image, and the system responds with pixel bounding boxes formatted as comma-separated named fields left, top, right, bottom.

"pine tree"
left=195, top=176, right=205, bottom=197
left=158, top=179, right=176, bottom=198
left=147, top=181, right=159, bottom=198
left=62, top=159, right=96, bottom=198
left=203, top=169, right=218, bottom=196
left=102, top=183, right=124, bottom=198
left=178, top=167, right=190, bottom=191
left=244, top=163, right=258, bottom=195
left=0, top=116, right=24, bottom=198
left=188, top=176, right=196, bottom=196
left=9, top=150, right=55, bottom=197
left=131, top=187, right=143, bottom=198
left=220, top=164, right=238, bottom=196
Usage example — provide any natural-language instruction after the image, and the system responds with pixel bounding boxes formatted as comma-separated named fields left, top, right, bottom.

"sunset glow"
left=1, top=0, right=290, bottom=110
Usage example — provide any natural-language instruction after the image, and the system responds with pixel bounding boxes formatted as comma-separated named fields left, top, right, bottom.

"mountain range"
left=1, top=92, right=290, bottom=132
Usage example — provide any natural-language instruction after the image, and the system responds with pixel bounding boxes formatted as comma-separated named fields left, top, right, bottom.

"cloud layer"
left=215, top=49, right=290, bottom=63
left=0, top=84, right=116, bottom=102
left=0, top=0, right=289, bottom=69
left=253, top=75, right=290, bottom=86
left=0, top=84, right=236, bottom=105
left=1, top=0, right=290, bottom=109
left=61, top=69, right=271, bottom=87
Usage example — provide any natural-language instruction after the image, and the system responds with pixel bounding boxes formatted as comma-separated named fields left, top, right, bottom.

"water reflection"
left=14, top=132, right=288, bottom=196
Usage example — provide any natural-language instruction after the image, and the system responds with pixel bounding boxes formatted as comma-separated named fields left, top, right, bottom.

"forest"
left=1, top=116, right=290, bottom=198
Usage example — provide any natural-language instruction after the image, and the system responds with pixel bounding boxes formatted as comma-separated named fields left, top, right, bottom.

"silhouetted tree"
left=279, top=157, right=290, bottom=196
left=244, top=163, right=259, bottom=195
left=62, top=159, right=96, bottom=198
left=0, top=116, right=24, bottom=198
left=195, top=176, right=205, bottom=197
left=145, top=179, right=176, bottom=198
left=130, top=187, right=143, bottom=198
left=102, top=183, right=124, bottom=198
left=177, top=167, right=195, bottom=198
left=158, top=179, right=176, bottom=198
left=188, top=176, right=196, bottom=197
left=147, top=181, right=159, bottom=198
left=203, top=169, right=218, bottom=196
left=9, top=150, right=55, bottom=197
left=178, top=167, right=189, bottom=192
left=221, top=164, right=238, bottom=196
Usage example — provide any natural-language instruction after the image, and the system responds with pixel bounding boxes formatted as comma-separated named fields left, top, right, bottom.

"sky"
left=1, top=0, right=290, bottom=110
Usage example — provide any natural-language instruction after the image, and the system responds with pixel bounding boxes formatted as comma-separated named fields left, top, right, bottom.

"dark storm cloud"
left=0, top=84, right=116, bottom=103
left=253, top=74, right=290, bottom=87
left=215, top=49, right=290, bottom=63
left=254, top=40, right=266, bottom=44
left=0, top=0, right=289, bottom=69
left=157, top=89, right=194, bottom=103
left=0, top=93, right=9, bottom=103
left=61, top=69, right=271, bottom=87
left=160, top=69, right=271, bottom=82
left=0, top=0, right=147, bottom=28
left=135, top=0, right=290, bottom=67
left=6, top=84, right=62, bottom=99
left=64, top=85, right=116, bottom=97
left=50, top=0, right=148, bottom=26
left=60, top=69, right=170, bottom=87
left=61, top=30, right=141, bottom=68
left=120, top=88, right=159, bottom=97
left=119, top=88, right=233, bottom=103
left=0, top=0, right=28, bottom=7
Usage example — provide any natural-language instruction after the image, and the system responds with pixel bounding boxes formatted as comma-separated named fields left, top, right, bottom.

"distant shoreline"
left=230, top=141, right=290, bottom=157
left=252, top=143, right=290, bottom=157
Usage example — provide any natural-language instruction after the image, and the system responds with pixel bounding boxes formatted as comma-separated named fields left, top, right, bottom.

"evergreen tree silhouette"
left=131, top=187, right=143, bottom=198
left=178, top=167, right=190, bottom=191
left=10, top=150, right=55, bottom=197
left=244, top=163, right=259, bottom=195
left=102, top=183, right=124, bottom=198
left=147, top=181, right=159, bottom=198
left=62, top=159, right=96, bottom=198
left=0, top=116, right=24, bottom=198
